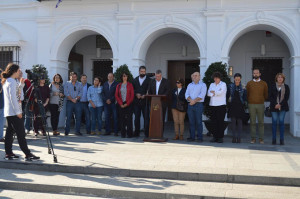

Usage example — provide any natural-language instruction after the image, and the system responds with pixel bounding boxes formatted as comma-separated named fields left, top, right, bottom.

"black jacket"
left=132, top=76, right=151, bottom=104
left=171, top=88, right=186, bottom=109
left=148, top=78, right=170, bottom=96
left=269, top=84, right=290, bottom=112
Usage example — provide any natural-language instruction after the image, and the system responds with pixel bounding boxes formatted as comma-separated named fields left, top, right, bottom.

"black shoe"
left=127, top=135, right=132, bottom=138
left=187, top=138, right=195, bottom=142
left=217, top=138, right=223, bottom=143
left=76, top=132, right=82, bottom=136
left=121, top=135, right=126, bottom=138
left=4, top=154, right=19, bottom=160
left=210, top=138, right=218, bottom=143
left=280, top=140, right=284, bottom=145
left=237, top=138, right=241, bottom=143
left=196, top=139, right=203, bottom=143
left=272, top=140, right=276, bottom=145
left=0, top=138, right=5, bottom=142
left=207, top=132, right=213, bottom=137
left=103, top=132, right=111, bottom=136
left=65, top=132, right=69, bottom=136
left=87, top=132, right=91, bottom=135
left=25, top=153, right=40, bottom=161
left=114, top=133, right=118, bottom=136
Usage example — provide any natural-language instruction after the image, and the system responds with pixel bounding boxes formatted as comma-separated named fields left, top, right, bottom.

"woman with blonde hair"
left=1, top=63, right=39, bottom=161
left=269, top=73, right=290, bottom=145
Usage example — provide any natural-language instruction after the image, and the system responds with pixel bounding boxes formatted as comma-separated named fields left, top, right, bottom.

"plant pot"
left=204, top=120, right=230, bottom=136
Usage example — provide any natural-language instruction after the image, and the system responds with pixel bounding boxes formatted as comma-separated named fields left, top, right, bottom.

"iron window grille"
left=0, top=46, right=20, bottom=70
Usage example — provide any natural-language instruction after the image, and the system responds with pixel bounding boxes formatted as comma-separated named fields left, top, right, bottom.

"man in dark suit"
left=132, top=66, right=151, bottom=137
left=102, top=73, right=119, bottom=136
left=148, top=69, right=170, bottom=128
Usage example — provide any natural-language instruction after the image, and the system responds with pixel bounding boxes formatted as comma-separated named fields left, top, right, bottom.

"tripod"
left=25, top=83, right=58, bottom=163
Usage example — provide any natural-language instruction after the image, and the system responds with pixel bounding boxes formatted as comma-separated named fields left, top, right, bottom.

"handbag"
left=176, top=90, right=187, bottom=112
left=264, top=106, right=272, bottom=117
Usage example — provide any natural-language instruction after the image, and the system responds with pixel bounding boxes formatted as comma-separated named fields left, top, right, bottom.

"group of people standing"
left=0, top=63, right=291, bottom=161
left=171, top=68, right=289, bottom=145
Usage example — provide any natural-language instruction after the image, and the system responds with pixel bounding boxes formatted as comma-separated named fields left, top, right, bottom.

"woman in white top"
left=207, top=72, right=227, bottom=143
left=2, top=63, right=39, bottom=161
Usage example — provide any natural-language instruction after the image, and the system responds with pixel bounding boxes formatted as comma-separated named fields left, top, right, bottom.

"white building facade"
left=0, top=0, right=300, bottom=136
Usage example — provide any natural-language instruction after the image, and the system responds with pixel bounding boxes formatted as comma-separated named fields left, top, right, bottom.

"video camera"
left=25, top=69, right=40, bottom=86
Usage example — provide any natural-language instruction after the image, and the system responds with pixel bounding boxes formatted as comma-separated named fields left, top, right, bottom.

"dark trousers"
left=119, top=104, right=133, bottom=137
left=211, top=105, right=226, bottom=139
left=49, top=104, right=60, bottom=131
left=134, top=101, right=149, bottom=137
left=104, top=103, right=118, bottom=134
left=231, top=117, right=242, bottom=139
left=5, top=116, right=31, bottom=155
left=79, top=102, right=91, bottom=134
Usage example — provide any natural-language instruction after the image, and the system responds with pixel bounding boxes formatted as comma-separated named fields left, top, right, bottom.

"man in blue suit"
left=102, top=73, right=118, bottom=136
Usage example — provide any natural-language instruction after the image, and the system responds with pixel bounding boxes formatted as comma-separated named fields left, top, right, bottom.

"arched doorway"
left=226, top=26, right=293, bottom=125
left=51, top=27, right=116, bottom=83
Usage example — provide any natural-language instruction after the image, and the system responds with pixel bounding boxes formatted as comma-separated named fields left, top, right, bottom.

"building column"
left=204, top=11, right=224, bottom=66
left=290, top=56, right=300, bottom=137
left=115, top=2, right=137, bottom=75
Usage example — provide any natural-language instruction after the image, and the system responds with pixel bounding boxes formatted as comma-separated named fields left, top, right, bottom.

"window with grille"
left=0, top=46, right=20, bottom=70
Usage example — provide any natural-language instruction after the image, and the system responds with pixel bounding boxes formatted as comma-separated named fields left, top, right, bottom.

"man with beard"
left=132, top=66, right=151, bottom=138
left=246, top=68, right=268, bottom=144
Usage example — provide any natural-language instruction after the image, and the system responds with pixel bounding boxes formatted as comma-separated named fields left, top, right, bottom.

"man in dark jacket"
left=148, top=69, right=170, bottom=128
left=102, top=73, right=119, bottom=136
left=132, top=66, right=151, bottom=137
left=79, top=74, right=91, bottom=135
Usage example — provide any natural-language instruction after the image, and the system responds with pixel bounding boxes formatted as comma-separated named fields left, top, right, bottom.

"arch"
left=133, top=23, right=205, bottom=61
left=221, top=19, right=299, bottom=58
left=50, top=25, right=117, bottom=62
left=0, top=22, right=23, bottom=43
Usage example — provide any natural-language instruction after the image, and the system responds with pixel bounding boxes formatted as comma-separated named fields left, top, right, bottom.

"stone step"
left=0, top=168, right=300, bottom=199
left=1, top=161, right=300, bottom=188
left=0, top=189, right=113, bottom=199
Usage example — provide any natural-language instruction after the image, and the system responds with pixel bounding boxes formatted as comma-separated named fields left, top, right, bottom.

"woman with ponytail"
left=2, top=63, right=39, bottom=161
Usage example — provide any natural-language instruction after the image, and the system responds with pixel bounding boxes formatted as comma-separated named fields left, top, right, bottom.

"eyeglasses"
left=176, top=82, right=180, bottom=84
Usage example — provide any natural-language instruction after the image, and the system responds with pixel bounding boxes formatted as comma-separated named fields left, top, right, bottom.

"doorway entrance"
left=93, top=59, right=113, bottom=82
left=167, top=60, right=200, bottom=120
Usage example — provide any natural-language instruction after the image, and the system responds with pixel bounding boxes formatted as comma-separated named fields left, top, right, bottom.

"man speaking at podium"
left=148, top=70, right=170, bottom=129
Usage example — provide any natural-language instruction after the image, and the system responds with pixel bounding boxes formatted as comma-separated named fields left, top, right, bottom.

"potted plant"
left=114, top=64, right=134, bottom=83
left=202, top=62, right=231, bottom=136
left=31, top=64, right=50, bottom=85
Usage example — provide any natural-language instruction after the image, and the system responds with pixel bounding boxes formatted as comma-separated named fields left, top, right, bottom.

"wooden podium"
left=143, top=95, right=168, bottom=142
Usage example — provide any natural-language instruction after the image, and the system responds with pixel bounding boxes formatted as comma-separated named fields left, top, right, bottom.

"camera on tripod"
left=25, top=69, right=40, bottom=86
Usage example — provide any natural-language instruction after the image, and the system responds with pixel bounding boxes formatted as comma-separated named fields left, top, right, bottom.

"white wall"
left=145, top=33, right=200, bottom=77
left=229, top=30, right=291, bottom=123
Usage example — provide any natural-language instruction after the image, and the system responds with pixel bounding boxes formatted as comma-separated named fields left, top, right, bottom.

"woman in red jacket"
left=115, top=72, right=134, bottom=138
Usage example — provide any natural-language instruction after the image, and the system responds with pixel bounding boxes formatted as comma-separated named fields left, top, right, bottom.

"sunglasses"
left=176, top=82, right=181, bottom=84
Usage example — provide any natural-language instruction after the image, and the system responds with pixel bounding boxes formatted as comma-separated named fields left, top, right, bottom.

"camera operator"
left=64, top=72, right=82, bottom=136
left=33, top=75, right=50, bottom=136
left=23, top=73, right=33, bottom=134
left=1, top=63, right=39, bottom=161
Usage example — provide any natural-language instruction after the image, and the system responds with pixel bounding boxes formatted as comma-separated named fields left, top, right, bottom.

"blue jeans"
left=0, top=108, right=4, bottom=139
left=79, top=102, right=91, bottom=133
left=271, top=111, right=286, bottom=141
left=89, top=106, right=103, bottom=131
left=104, top=103, right=118, bottom=134
left=65, top=100, right=82, bottom=134
left=187, top=103, right=203, bottom=140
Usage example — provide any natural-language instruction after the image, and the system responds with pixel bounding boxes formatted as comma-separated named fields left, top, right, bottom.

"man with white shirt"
left=246, top=68, right=268, bottom=144
left=207, top=72, right=227, bottom=143
left=148, top=70, right=170, bottom=130
left=185, top=72, right=207, bottom=142
left=132, top=66, right=151, bottom=137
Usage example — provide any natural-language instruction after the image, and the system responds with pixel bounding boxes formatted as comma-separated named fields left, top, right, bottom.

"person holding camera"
left=64, top=72, right=83, bottom=136
left=1, top=63, right=39, bottom=161
left=33, top=75, right=50, bottom=136
left=49, top=74, right=64, bottom=136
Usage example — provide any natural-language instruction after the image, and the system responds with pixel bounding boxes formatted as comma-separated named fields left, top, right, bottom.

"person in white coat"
left=207, top=72, right=227, bottom=143
left=1, top=63, right=39, bottom=161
